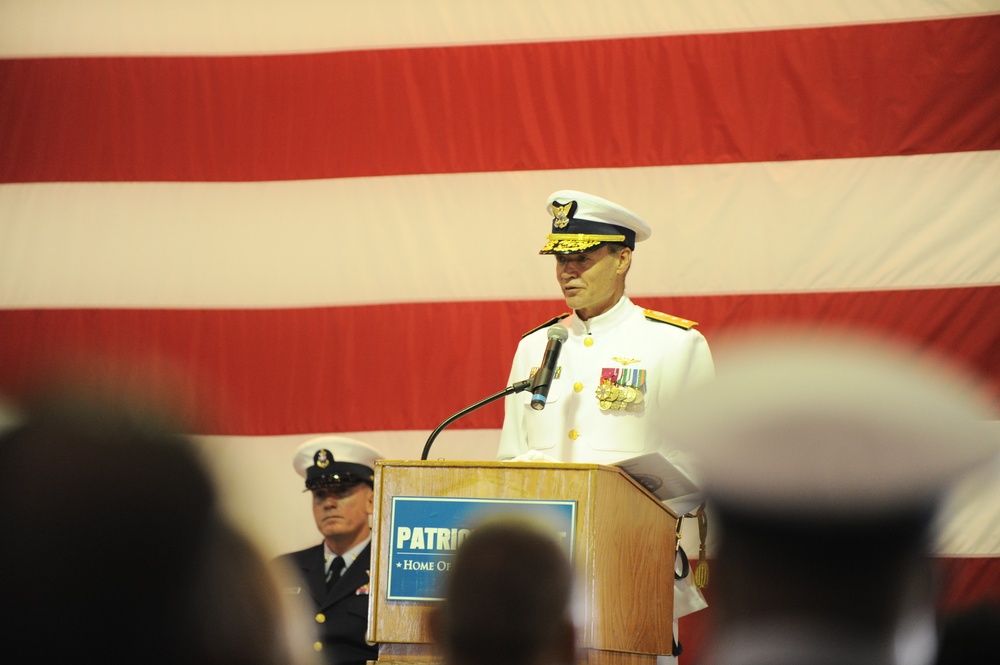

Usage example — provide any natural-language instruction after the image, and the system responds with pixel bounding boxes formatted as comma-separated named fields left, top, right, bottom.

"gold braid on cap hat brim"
left=540, top=233, right=627, bottom=254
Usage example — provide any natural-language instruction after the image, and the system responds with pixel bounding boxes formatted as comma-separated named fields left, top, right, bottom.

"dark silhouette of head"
left=428, top=515, right=577, bottom=665
left=0, top=389, right=309, bottom=664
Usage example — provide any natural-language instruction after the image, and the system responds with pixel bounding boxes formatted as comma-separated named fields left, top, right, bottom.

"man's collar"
left=570, top=295, right=632, bottom=335
left=325, top=534, right=372, bottom=567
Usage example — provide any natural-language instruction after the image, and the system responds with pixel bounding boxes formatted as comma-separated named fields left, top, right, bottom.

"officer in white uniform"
left=497, top=190, right=714, bottom=662
left=670, top=333, right=1000, bottom=665
left=497, top=189, right=714, bottom=463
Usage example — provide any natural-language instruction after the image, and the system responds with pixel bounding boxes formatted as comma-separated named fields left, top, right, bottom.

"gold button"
left=573, top=382, right=584, bottom=392
left=584, top=337, right=594, bottom=347
left=314, top=642, right=324, bottom=652
left=315, top=613, right=326, bottom=623
left=568, top=430, right=579, bottom=440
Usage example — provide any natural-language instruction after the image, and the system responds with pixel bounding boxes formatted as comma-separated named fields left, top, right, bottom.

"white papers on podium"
left=614, top=452, right=703, bottom=516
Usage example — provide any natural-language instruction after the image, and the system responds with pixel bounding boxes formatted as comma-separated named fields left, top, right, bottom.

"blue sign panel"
left=386, top=496, right=576, bottom=601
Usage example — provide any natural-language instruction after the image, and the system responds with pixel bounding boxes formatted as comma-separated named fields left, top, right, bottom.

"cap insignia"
left=551, top=201, right=575, bottom=229
left=315, top=449, right=332, bottom=469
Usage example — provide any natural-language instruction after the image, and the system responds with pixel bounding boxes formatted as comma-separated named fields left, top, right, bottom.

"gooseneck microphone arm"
left=420, top=379, right=532, bottom=460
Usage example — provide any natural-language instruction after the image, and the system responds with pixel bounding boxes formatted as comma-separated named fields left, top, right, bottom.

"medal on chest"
left=596, top=366, right=646, bottom=412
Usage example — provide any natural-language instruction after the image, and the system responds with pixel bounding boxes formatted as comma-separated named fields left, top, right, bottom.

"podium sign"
left=387, top=496, right=577, bottom=601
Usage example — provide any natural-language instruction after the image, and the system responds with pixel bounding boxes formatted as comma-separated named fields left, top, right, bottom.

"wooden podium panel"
left=367, top=460, right=677, bottom=665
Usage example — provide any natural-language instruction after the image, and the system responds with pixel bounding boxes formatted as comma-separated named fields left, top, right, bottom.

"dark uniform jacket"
left=276, top=542, right=376, bottom=665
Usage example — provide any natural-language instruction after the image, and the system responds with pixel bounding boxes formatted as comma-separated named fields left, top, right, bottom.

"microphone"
left=530, top=324, right=569, bottom=411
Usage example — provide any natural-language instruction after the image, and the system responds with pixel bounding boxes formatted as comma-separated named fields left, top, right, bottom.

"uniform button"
left=573, top=382, right=584, bottom=392
left=584, top=337, right=594, bottom=347
left=315, top=613, right=326, bottom=623
left=314, top=642, right=324, bottom=652
left=568, top=430, right=579, bottom=440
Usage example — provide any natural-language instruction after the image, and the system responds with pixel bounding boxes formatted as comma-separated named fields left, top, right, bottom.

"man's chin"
left=320, top=523, right=345, bottom=536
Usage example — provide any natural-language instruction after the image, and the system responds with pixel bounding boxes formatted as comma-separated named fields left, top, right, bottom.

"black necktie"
left=326, top=556, right=345, bottom=588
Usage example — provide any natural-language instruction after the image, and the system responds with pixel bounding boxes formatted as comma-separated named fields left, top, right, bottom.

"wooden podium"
left=367, top=460, right=679, bottom=665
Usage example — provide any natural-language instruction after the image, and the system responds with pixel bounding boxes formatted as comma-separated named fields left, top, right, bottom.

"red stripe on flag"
left=1, top=286, right=996, bottom=435
left=2, top=16, right=998, bottom=183
left=936, top=556, right=1000, bottom=613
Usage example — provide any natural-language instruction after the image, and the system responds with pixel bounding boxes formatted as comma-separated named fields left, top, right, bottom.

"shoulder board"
left=521, top=313, right=571, bottom=338
left=643, top=308, right=698, bottom=330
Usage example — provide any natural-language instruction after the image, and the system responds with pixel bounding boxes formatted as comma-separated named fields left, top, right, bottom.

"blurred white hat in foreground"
left=671, top=331, right=998, bottom=519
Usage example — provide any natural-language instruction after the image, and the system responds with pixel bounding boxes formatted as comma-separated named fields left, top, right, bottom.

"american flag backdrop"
left=2, top=1, right=998, bottom=660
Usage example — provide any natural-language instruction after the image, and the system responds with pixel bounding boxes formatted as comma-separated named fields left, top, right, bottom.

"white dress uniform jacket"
left=497, top=295, right=714, bottom=662
left=498, top=295, right=714, bottom=463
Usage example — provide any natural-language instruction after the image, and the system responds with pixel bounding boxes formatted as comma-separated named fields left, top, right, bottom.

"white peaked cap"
left=292, top=435, right=384, bottom=490
left=540, top=189, right=651, bottom=254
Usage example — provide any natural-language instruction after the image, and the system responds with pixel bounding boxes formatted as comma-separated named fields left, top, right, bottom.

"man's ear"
left=616, top=247, right=632, bottom=275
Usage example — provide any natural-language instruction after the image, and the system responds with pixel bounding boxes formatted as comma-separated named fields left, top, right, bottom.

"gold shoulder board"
left=522, top=312, right=571, bottom=338
left=643, top=308, right=698, bottom=330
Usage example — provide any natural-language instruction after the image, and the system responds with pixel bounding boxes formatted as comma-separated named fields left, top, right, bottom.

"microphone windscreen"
left=547, top=324, right=569, bottom=343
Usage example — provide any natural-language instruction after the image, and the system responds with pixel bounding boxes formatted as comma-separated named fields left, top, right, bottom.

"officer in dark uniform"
left=275, top=436, right=385, bottom=665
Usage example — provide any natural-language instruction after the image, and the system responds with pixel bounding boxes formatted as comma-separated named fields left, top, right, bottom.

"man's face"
left=311, top=482, right=374, bottom=551
left=555, top=245, right=630, bottom=320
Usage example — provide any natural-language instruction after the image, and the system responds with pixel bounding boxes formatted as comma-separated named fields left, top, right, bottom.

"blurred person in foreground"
left=0, top=388, right=316, bottom=665
left=670, top=332, right=999, bottom=665
left=427, top=515, right=578, bottom=665
left=274, top=436, right=385, bottom=665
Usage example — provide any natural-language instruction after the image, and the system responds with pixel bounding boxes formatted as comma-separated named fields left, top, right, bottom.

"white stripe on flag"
left=3, top=151, right=997, bottom=308
left=2, top=0, right=995, bottom=57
